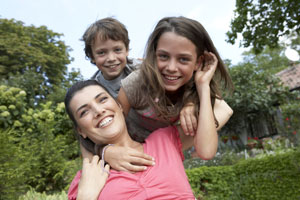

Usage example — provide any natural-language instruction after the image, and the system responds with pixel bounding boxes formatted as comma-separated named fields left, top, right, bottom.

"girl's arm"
left=117, top=87, right=131, bottom=115
left=100, top=87, right=155, bottom=173
left=179, top=52, right=219, bottom=160
left=180, top=99, right=232, bottom=136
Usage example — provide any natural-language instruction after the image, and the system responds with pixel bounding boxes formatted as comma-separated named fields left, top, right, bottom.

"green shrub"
left=187, top=148, right=300, bottom=200
left=18, top=189, right=67, bottom=200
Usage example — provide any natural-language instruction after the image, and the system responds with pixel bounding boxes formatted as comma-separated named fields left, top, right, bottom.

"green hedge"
left=186, top=149, right=300, bottom=200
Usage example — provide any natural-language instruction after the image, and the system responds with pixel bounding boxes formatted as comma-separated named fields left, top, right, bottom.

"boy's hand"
left=105, top=145, right=155, bottom=173
left=77, top=156, right=110, bottom=200
left=180, top=103, right=197, bottom=136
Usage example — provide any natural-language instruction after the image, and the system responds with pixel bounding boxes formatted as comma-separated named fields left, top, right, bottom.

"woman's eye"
left=80, top=110, right=88, bottom=118
left=99, top=96, right=108, bottom=103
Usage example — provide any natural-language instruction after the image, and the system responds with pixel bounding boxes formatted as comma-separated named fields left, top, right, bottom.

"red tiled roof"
left=276, top=64, right=300, bottom=90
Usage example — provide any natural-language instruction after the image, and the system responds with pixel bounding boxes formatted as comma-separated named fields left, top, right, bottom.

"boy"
left=82, top=17, right=140, bottom=98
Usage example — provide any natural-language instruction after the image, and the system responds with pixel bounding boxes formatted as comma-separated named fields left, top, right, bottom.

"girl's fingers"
left=180, top=114, right=189, bottom=135
left=129, top=157, right=155, bottom=167
left=129, top=151, right=154, bottom=162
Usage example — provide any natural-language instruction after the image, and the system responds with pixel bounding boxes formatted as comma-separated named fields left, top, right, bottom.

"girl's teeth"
left=99, top=117, right=113, bottom=127
left=165, top=75, right=178, bottom=80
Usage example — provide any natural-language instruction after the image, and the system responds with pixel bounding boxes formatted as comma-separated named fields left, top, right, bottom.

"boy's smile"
left=92, top=38, right=129, bottom=80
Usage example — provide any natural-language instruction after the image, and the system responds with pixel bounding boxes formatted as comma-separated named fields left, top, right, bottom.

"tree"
left=226, top=0, right=300, bottom=53
left=0, top=18, right=73, bottom=103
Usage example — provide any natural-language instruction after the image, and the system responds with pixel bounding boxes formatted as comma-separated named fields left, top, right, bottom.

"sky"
left=1, top=0, right=248, bottom=78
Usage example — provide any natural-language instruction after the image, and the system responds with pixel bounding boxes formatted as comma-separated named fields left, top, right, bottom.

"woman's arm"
left=77, top=156, right=109, bottom=200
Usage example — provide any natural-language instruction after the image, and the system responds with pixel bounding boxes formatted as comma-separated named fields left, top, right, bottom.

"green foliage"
left=19, top=189, right=67, bottom=200
left=223, top=62, right=291, bottom=135
left=227, top=0, right=300, bottom=53
left=0, top=18, right=73, bottom=103
left=187, top=148, right=300, bottom=199
left=0, top=84, right=81, bottom=200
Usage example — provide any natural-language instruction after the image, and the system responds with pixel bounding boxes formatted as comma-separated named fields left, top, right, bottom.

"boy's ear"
left=195, top=55, right=204, bottom=71
left=77, top=127, right=87, bottom=138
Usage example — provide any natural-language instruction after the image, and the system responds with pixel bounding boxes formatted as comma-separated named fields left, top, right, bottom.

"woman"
left=65, top=75, right=218, bottom=199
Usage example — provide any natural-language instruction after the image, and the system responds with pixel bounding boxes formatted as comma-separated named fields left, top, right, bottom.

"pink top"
left=68, top=126, right=195, bottom=200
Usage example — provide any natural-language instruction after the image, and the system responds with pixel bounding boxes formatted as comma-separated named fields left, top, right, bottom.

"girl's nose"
left=166, top=59, right=177, bottom=72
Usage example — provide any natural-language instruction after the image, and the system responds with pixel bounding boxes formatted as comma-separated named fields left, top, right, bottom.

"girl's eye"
left=157, top=54, right=168, bottom=60
left=179, top=57, right=189, bottom=63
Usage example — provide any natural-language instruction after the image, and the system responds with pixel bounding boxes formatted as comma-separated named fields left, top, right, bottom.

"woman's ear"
left=77, top=127, right=87, bottom=138
left=195, top=55, right=204, bottom=71
left=117, top=102, right=123, bottom=112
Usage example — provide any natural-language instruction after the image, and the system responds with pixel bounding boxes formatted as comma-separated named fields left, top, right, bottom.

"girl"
left=66, top=79, right=217, bottom=199
left=103, top=16, right=233, bottom=172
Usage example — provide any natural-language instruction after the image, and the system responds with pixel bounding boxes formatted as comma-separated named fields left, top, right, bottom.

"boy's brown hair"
left=82, top=17, right=130, bottom=65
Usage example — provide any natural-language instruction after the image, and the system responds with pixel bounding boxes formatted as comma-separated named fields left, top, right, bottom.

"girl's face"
left=156, top=32, right=201, bottom=93
left=70, top=85, right=125, bottom=144
left=92, top=37, right=128, bottom=80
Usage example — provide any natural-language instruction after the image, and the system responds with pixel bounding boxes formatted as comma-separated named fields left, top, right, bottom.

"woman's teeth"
left=99, top=117, right=113, bottom=127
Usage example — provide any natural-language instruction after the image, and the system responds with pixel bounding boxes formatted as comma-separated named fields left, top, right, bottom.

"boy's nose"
left=107, top=52, right=116, bottom=61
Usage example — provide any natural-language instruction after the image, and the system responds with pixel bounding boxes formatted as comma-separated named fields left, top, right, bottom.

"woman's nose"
left=93, top=104, right=105, bottom=117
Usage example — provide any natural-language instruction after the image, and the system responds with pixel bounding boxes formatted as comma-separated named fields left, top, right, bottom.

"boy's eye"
left=96, top=51, right=105, bottom=55
left=115, top=48, right=122, bottom=52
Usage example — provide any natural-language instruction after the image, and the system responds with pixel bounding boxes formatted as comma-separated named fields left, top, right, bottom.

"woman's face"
left=155, top=32, right=201, bottom=93
left=70, top=85, right=125, bottom=144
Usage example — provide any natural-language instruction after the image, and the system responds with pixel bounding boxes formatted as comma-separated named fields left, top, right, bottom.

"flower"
left=293, top=131, right=297, bottom=135
left=285, top=117, right=289, bottom=121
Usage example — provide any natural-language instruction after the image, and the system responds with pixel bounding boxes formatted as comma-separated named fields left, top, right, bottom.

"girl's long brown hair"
left=136, top=16, right=233, bottom=126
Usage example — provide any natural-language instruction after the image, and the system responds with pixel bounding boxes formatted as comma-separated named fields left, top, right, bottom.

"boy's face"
left=92, top=37, right=128, bottom=80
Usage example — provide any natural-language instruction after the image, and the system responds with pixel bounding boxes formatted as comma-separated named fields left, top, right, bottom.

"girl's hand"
left=77, top=156, right=110, bottom=200
left=195, top=52, right=218, bottom=87
left=180, top=103, right=197, bottom=136
left=105, top=145, right=155, bottom=173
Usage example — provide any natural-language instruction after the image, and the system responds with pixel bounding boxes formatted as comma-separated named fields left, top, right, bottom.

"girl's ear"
left=195, top=55, right=204, bottom=71
left=77, top=127, right=87, bottom=138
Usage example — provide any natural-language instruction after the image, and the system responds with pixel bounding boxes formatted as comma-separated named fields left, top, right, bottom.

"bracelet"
left=101, top=144, right=114, bottom=174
